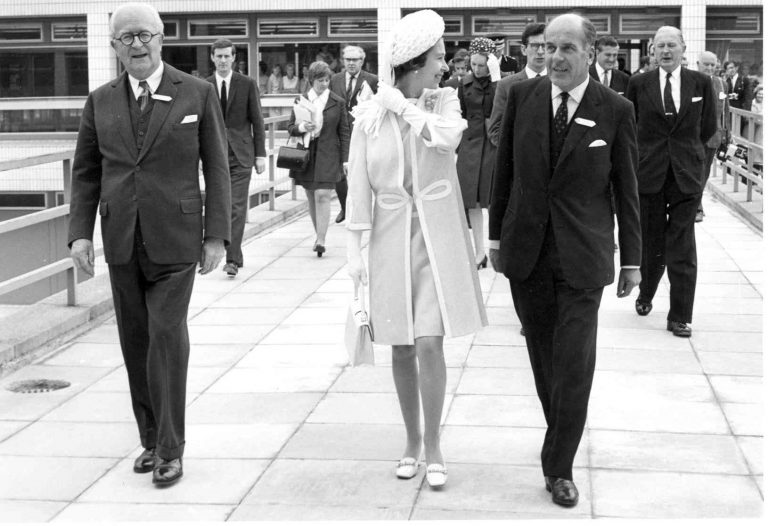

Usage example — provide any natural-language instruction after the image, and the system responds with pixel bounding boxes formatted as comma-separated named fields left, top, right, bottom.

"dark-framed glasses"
left=114, top=31, right=161, bottom=46
left=527, top=43, right=546, bottom=51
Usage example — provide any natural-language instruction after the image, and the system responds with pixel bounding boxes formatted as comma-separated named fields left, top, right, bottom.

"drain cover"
left=6, top=379, right=71, bottom=393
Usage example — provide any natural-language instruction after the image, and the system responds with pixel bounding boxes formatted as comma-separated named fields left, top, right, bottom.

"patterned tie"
left=346, top=74, right=355, bottom=101
left=138, top=80, right=150, bottom=111
left=553, top=92, right=569, bottom=136
left=664, top=72, right=676, bottom=118
left=603, top=71, right=610, bottom=86
left=220, top=80, right=227, bottom=119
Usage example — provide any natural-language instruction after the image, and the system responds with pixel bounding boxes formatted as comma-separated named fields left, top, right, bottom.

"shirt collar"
left=128, top=62, right=164, bottom=99
left=308, top=87, right=330, bottom=104
left=595, top=63, right=609, bottom=78
left=525, top=66, right=546, bottom=78
left=215, top=70, right=233, bottom=85
left=551, top=75, right=589, bottom=105
left=659, top=65, right=682, bottom=81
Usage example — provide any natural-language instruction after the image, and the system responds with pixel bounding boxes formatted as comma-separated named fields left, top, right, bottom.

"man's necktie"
left=726, top=76, right=733, bottom=94
left=138, top=80, right=150, bottom=111
left=553, top=92, right=569, bottom=136
left=535, top=73, right=541, bottom=78
left=346, top=75, right=355, bottom=101
left=220, top=80, right=227, bottom=120
left=603, top=71, right=610, bottom=86
left=664, top=72, right=676, bottom=118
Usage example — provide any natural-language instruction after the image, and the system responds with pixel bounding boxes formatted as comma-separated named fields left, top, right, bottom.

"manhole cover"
left=6, top=379, right=71, bottom=393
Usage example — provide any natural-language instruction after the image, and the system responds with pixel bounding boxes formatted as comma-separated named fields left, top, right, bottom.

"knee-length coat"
left=347, top=87, right=488, bottom=345
left=456, top=72, right=497, bottom=208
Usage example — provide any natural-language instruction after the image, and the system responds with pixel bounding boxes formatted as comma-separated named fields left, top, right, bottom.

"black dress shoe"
left=152, top=457, right=183, bottom=486
left=667, top=320, right=692, bottom=337
left=635, top=298, right=653, bottom=316
left=545, top=476, right=579, bottom=507
left=133, top=448, right=156, bottom=473
left=335, top=210, right=345, bottom=223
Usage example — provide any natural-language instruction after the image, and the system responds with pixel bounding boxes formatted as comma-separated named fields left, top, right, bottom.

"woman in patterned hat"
left=346, top=9, right=487, bottom=488
left=456, top=37, right=501, bottom=269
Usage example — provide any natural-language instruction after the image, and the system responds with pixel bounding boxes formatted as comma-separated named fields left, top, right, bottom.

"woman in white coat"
left=346, top=10, right=487, bottom=488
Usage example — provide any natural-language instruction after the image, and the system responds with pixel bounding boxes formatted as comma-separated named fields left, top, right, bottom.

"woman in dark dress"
left=287, top=61, right=350, bottom=256
left=456, top=37, right=499, bottom=269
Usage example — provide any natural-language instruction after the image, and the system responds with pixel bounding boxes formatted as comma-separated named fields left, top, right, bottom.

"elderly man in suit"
left=488, top=22, right=547, bottom=147
left=589, top=36, right=630, bottom=96
left=329, top=44, right=378, bottom=223
left=207, top=39, right=266, bottom=278
left=626, top=26, right=716, bottom=337
left=68, top=2, right=230, bottom=487
left=489, top=13, right=641, bottom=507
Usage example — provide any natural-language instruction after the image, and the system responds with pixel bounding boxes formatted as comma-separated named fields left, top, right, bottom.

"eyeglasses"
left=114, top=31, right=161, bottom=47
left=527, top=43, right=546, bottom=51
left=344, top=57, right=363, bottom=62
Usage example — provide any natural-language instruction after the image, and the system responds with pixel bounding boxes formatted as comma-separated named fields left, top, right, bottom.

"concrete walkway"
left=0, top=192, right=763, bottom=521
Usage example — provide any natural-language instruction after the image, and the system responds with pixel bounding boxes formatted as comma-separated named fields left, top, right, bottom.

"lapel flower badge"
left=423, top=90, right=439, bottom=113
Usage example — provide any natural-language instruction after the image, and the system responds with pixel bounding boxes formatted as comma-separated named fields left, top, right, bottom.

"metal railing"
left=0, top=115, right=293, bottom=306
left=718, top=107, right=763, bottom=203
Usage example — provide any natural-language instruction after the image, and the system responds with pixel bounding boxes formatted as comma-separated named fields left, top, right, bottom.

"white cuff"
left=488, top=240, right=500, bottom=250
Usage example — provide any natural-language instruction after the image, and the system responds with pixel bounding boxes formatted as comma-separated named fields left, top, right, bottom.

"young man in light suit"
left=207, top=39, right=266, bottom=278
left=489, top=13, right=641, bottom=508
left=626, top=26, right=717, bottom=337
left=68, top=2, right=230, bottom=487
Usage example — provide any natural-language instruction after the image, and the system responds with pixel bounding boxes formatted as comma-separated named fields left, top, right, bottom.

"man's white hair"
left=109, top=2, right=164, bottom=38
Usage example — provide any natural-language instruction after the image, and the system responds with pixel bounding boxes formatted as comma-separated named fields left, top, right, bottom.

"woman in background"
left=288, top=61, right=350, bottom=256
left=456, top=37, right=500, bottom=269
left=346, top=10, right=487, bottom=488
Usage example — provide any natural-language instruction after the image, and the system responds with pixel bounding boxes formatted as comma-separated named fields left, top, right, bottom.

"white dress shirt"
left=595, top=63, right=611, bottom=86
left=551, top=76, right=589, bottom=123
left=214, top=70, right=233, bottom=99
left=128, top=62, right=164, bottom=99
left=658, top=65, right=681, bottom=113
left=525, top=66, right=547, bottom=79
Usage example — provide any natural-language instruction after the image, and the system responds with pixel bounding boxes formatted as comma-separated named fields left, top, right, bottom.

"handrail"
left=0, top=114, right=294, bottom=307
left=719, top=107, right=763, bottom=203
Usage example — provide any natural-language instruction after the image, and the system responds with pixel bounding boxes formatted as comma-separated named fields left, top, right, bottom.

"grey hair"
left=653, top=26, right=685, bottom=47
left=342, top=45, right=366, bottom=60
left=109, top=2, right=164, bottom=38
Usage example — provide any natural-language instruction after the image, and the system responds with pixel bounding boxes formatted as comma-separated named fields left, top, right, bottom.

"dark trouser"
left=639, top=166, right=700, bottom=324
left=510, top=226, right=602, bottom=481
left=226, top=163, right=253, bottom=267
left=108, top=225, right=196, bottom=460
left=335, top=176, right=347, bottom=215
left=697, top=147, right=717, bottom=214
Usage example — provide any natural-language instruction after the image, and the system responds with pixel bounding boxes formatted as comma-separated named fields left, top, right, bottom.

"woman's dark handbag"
left=277, top=137, right=310, bottom=173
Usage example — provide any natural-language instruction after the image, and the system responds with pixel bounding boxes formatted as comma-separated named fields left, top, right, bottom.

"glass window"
left=620, top=14, right=681, bottom=35
left=328, top=17, right=376, bottom=36
left=0, top=24, right=43, bottom=42
left=51, top=22, right=87, bottom=41
left=0, top=50, right=87, bottom=98
left=472, top=16, right=537, bottom=37
left=0, top=194, right=47, bottom=208
left=706, top=12, right=761, bottom=34
left=188, top=19, right=247, bottom=38
left=258, top=19, right=319, bottom=38
left=443, top=16, right=463, bottom=36
left=162, top=44, right=249, bottom=79
left=162, top=20, right=179, bottom=39
left=545, top=14, right=610, bottom=34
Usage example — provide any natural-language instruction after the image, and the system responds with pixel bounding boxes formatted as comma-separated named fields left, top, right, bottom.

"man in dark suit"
left=329, top=44, right=377, bottom=223
left=488, top=22, right=547, bottom=147
left=589, top=36, right=629, bottom=96
left=207, top=39, right=266, bottom=278
left=68, top=2, right=230, bottom=487
left=723, top=60, right=750, bottom=110
left=626, top=26, right=716, bottom=337
left=489, top=13, right=641, bottom=508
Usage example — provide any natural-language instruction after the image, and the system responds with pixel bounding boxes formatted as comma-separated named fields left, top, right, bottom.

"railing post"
left=66, top=265, right=77, bottom=306
left=62, top=158, right=72, bottom=203
left=268, top=121, right=276, bottom=211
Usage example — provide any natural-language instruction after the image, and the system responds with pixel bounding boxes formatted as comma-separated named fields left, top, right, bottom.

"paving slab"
left=0, top=455, right=117, bottom=500
left=0, top=500, right=69, bottom=522
left=0, top=421, right=138, bottom=458
left=185, top=392, right=322, bottom=425
left=52, top=502, right=233, bottom=522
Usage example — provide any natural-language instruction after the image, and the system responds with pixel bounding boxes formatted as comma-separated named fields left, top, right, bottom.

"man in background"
left=589, top=36, right=630, bottom=95
left=207, top=39, right=266, bottom=278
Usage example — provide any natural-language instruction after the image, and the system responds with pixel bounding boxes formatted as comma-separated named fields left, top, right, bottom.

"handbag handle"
left=353, top=283, right=368, bottom=321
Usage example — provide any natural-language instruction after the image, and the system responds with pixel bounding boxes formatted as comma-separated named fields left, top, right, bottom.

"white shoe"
left=396, top=457, right=419, bottom=479
left=426, top=463, right=447, bottom=488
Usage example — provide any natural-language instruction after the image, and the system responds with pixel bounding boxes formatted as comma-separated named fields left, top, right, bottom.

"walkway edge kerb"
left=0, top=193, right=309, bottom=376
left=706, top=179, right=763, bottom=232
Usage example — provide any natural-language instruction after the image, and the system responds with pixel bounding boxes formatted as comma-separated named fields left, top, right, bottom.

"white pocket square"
left=692, top=96, right=703, bottom=103
left=180, top=114, right=198, bottom=124
left=574, top=117, right=596, bottom=127
left=151, top=94, right=172, bottom=102
left=589, top=139, right=607, bottom=147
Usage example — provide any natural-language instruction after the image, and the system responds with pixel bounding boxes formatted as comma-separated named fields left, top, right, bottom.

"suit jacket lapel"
left=533, top=79, right=551, bottom=174
left=672, top=69, right=694, bottom=131
left=554, top=80, right=599, bottom=175
left=137, top=64, right=178, bottom=163
left=111, top=73, right=139, bottom=160
left=648, top=71, right=667, bottom=120
left=227, top=73, right=239, bottom=115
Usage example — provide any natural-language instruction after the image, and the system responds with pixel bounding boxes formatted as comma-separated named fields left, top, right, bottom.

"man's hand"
left=343, top=162, right=349, bottom=176
left=616, top=268, right=641, bottom=297
left=489, top=248, right=503, bottom=273
left=70, top=238, right=95, bottom=277
left=255, top=158, right=266, bottom=174
left=199, top=237, right=225, bottom=275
